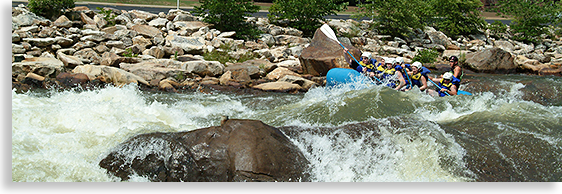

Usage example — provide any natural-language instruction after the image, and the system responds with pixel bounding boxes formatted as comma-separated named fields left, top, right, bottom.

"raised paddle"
left=320, top=24, right=383, bottom=83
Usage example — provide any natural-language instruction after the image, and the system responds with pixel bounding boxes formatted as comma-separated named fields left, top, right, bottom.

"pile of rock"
left=11, top=4, right=318, bottom=93
left=12, top=4, right=562, bottom=94
left=323, top=19, right=562, bottom=76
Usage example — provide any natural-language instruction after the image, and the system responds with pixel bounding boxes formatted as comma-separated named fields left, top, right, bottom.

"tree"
left=352, top=0, right=434, bottom=37
left=353, top=0, right=486, bottom=38
left=431, top=0, right=487, bottom=38
left=493, top=0, right=562, bottom=43
left=28, top=0, right=75, bottom=20
left=192, top=0, right=261, bottom=40
left=268, top=0, right=348, bottom=36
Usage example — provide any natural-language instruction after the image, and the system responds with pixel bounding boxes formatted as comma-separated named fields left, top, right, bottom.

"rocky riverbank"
left=11, top=4, right=562, bottom=94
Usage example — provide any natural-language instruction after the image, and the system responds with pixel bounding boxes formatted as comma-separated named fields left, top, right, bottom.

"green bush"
left=96, top=7, right=117, bottom=26
left=28, top=0, right=75, bottom=20
left=268, top=0, right=348, bottom=37
left=353, top=0, right=433, bottom=38
left=192, top=0, right=261, bottom=40
left=412, top=49, right=439, bottom=64
left=493, top=0, right=562, bottom=43
left=203, top=43, right=258, bottom=64
left=430, top=0, right=486, bottom=38
left=353, top=0, right=485, bottom=38
left=488, top=20, right=508, bottom=37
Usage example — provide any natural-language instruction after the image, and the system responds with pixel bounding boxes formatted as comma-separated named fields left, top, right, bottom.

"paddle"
left=320, top=24, right=383, bottom=83
left=428, top=78, right=451, bottom=96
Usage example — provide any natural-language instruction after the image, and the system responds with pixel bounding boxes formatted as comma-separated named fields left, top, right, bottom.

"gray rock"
left=465, top=48, right=517, bottom=73
left=183, top=60, right=225, bottom=77
left=72, top=65, right=149, bottom=86
left=149, top=18, right=169, bottom=28
left=165, top=35, right=206, bottom=54
left=12, top=57, right=65, bottom=78
left=23, top=38, right=56, bottom=47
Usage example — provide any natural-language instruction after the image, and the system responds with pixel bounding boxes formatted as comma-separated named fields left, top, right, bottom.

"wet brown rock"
left=99, top=119, right=310, bottom=182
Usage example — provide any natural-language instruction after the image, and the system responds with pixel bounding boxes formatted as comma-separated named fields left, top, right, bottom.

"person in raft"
left=428, top=72, right=460, bottom=97
left=392, top=57, right=410, bottom=91
left=404, top=61, right=429, bottom=92
left=374, top=58, right=406, bottom=90
left=343, top=48, right=377, bottom=77
left=448, top=55, right=464, bottom=83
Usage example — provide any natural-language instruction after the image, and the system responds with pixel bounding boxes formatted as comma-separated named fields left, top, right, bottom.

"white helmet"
left=443, top=72, right=453, bottom=80
left=386, top=58, right=395, bottom=64
left=395, top=57, right=404, bottom=64
left=361, top=52, right=372, bottom=59
left=412, top=61, right=422, bottom=69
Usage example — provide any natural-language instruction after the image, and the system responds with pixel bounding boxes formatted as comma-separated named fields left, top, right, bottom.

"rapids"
left=11, top=73, right=562, bottom=182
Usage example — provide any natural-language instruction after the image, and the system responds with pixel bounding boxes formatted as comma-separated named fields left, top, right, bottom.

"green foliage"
left=268, top=0, right=348, bottom=37
left=28, top=0, right=75, bottom=20
left=353, top=0, right=433, bottom=37
left=488, top=20, right=508, bottom=37
left=96, top=7, right=117, bottom=26
left=192, top=0, right=261, bottom=40
left=431, top=0, right=486, bottom=38
left=413, top=49, right=439, bottom=64
left=122, top=48, right=138, bottom=58
left=353, top=0, right=485, bottom=38
left=203, top=43, right=258, bottom=64
left=493, top=0, right=562, bottom=43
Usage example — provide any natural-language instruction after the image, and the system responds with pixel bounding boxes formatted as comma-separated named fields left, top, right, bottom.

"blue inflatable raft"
left=326, top=68, right=473, bottom=96
left=326, top=68, right=373, bottom=87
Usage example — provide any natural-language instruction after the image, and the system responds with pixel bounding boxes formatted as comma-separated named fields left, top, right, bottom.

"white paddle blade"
left=320, top=24, right=340, bottom=43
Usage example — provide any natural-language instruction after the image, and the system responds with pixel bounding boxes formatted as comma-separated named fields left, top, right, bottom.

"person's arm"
left=343, top=48, right=352, bottom=65
left=394, top=71, right=406, bottom=90
left=453, top=66, right=462, bottom=79
left=440, top=84, right=458, bottom=95
left=420, top=76, right=428, bottom=91
left=431, top=77, right=440, bottom=83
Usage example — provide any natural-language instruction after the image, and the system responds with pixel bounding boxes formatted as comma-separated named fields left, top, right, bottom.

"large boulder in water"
left=99, top=119, right=311, bottom=182
left=299, top=27, right=361, bottom=76
left=464, top=48, right=517, bottom=74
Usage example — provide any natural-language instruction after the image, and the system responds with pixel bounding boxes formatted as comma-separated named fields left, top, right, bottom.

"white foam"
left=11, top=85, right=251, bottom=181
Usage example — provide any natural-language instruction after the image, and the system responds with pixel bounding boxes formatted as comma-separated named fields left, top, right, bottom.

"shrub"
left=268, top=0, right=348, bottom=37
left=430, top=0, right=487, bottom=38
left=353, top=0, right=433, bottom=38
left=353, top=0, right=486, bottom=38
left=192, top=0, right=261, bottom=40
left=28, top=0, right=75, bottom=20
left=488, top=20, right=508, bottom=37
left=412, top=49, right=439, bottom=64
left=493, top=0, right=562, bottom=43
left=203, top=43, right=258, bottom=64
left=96, top=7, right=117, bottom=26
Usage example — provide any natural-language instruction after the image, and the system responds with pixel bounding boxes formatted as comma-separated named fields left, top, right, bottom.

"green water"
left=11, top=73, right=562, bottom=181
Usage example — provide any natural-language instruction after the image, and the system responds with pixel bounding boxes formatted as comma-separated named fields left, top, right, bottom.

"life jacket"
left=382, top=67, right=395, bottom=75
left=438, top=77, right=460, bottom=97
left=360, top=61, right=375, bottom=72
left=411, top=67, right=430, bottom=88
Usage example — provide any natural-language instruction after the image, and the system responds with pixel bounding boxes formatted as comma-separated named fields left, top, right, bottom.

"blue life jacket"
left=437, top=76, right=461, bottom=97
left=355, top=59, right=378, bottom=73
left=411, top=67, right=431, bottom=88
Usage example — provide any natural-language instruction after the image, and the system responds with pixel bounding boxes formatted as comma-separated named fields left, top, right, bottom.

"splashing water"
left=11, top=73, right=562, bottom=182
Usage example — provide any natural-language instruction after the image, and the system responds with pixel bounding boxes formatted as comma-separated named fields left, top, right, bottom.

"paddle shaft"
left=428, top=79, right=451, bottom=96
left=338, top=43, right=383, bottom=83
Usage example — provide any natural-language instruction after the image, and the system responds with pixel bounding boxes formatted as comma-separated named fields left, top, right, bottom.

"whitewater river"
left=11, top=72, right=562, bottom=182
